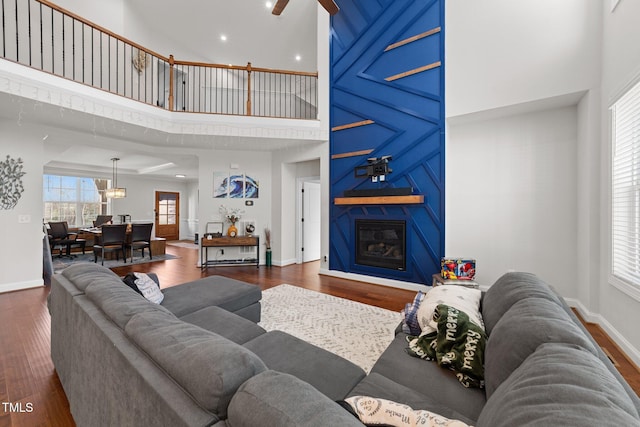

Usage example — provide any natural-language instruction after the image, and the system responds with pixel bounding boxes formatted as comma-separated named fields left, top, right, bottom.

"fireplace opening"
left=355, top=219, right=406, bottom=271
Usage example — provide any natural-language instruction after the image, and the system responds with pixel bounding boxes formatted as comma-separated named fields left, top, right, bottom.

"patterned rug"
left=52, top=253, right=179, bottom=273
left=259, top=284, right=402, bottom=373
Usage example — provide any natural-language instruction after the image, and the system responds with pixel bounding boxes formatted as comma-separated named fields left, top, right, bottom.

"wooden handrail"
left=36, top=0, right=169, bottom=61
left=6, top=1, right=319, bottom=119
left=171, top=59, right=319, bottom=78
left=36, top=0, right=317, bottom=79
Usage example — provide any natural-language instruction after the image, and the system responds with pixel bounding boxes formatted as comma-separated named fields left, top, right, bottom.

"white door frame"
left=296, top=176, right=321, bottom=263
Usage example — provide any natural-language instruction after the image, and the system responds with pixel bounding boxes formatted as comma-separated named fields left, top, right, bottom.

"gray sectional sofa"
left=49, top=264, right=640, bottom=426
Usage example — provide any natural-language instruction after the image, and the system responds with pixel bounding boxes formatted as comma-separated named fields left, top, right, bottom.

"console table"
left=200, top=236, right=259, bottom=269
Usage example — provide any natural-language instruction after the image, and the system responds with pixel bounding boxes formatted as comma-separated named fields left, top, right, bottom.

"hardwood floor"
left=0, top=242, right=638, bottom=426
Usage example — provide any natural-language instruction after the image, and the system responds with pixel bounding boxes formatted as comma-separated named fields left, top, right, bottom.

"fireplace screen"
left=355, top=219, right=406, bottom=271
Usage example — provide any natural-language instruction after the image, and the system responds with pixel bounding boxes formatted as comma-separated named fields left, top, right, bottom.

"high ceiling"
left=123, top=0, right=318, bottom=72
left=1, top=0, right=321, bottom=181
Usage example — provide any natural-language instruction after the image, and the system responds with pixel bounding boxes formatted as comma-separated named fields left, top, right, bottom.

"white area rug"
left=259, top=284, right=402, bottom=373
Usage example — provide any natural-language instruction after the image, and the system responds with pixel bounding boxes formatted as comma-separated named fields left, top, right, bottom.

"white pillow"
left=134, top=272, right=164, bottom=304
left=344, top=396, right=471, bottom=427
left=417, top=285, right=483, bottom=335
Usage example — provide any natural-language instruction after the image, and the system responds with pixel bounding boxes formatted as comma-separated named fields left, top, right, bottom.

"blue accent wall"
left=329, top=0, right=445, bottom=285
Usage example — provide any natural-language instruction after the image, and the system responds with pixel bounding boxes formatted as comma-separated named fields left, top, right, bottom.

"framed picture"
left=213, top=171, right=259, bottom=199
left=213, top=172, right=229, bottom=198
left=229, top=173, right=244, bottom=198
left=205, top=222, right=223, bottom=238
left=244, top=174, right=259, bottom=198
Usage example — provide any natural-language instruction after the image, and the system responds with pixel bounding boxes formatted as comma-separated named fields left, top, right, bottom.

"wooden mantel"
left=334, top=195, right=424, bottom=205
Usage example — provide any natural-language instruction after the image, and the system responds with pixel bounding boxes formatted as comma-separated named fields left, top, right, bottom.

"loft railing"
left=0, top=0, right=318, bottom=119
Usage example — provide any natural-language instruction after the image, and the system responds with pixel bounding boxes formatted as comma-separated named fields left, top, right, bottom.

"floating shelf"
left=334, top=195, right=424, bottom=205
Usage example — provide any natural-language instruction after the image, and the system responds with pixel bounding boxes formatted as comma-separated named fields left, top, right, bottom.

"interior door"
left=155, top=191, right=180, bottom=240
left=302, top=181, right=321, bottom=262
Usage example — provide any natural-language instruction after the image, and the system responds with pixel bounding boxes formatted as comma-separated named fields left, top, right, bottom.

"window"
left=43, top=175, right=109, bottom=227
left=611, top=80, right=640, bottom=290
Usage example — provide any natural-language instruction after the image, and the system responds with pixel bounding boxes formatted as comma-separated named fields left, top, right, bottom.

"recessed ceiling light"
left=266, top=1, right=273, bottom=8
left=295, top=54, right=301, bottom=61
left=220, top=34, right=227, bottom=41
left=175, top=174, right=186, bottom=178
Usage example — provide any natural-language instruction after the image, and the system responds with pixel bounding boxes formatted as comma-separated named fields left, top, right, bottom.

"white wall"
left=197, top=150, right=272, bottom=265
left=446, top=107, right=578, bottom=290
left=271, top=145, right=326, bottom=266
left=446, top=0, right=601, bottom=118
left=51, top=0, right=124, bottom=33
left=0, top=119, right=46, bottom=292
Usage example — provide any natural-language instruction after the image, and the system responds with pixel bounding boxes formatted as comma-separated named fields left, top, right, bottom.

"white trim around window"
left=609, top=77, right=640, bottom=301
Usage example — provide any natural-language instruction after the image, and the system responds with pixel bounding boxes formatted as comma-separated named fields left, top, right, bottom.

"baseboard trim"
left=319, top=268, right=428, bottom=292
left=0, top=279, right=44, bottom=294
left=277, top=258, right=297, bottom=267
left=565, top=297, right=640, bottom=368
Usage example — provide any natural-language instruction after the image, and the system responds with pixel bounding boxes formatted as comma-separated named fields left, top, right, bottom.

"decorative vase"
left=265, top=249, right=272, bottom=267
left=227, top=223, right=238, bottom=237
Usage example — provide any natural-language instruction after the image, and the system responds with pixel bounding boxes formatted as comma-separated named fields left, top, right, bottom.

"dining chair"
left=93, top=215, right=113, bottom=227
left=127, top=223, right=154, bottom=262
left=93, top=224, right=127, bottom=265
left=47, top=221, right=86, bottom=258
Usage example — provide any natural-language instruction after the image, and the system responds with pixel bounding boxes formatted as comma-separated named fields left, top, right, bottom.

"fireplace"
left=355, top=219, right=406, bottom=271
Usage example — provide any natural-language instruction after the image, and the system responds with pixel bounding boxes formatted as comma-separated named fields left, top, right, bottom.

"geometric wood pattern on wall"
left=329, top=0, right=445, bottom=285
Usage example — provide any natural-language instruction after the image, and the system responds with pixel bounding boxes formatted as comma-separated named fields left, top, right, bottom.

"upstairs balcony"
left=0, top=0, right=323, bottom=142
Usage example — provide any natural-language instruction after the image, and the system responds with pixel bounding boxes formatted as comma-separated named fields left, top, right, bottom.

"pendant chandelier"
left=105, top=157, right=126, bottom=199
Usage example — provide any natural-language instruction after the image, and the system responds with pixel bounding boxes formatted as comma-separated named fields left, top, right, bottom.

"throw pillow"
left=133, top=272, right=164, bottom=304
left=122, top=272, right=143, bottom=295
left=417, top=285, right=484, bottom=336
left=342, top=396, right=471, bottom=427
left=401, top=291, right=425, bottom=335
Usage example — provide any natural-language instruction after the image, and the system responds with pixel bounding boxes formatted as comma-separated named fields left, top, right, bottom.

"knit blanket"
left=406, top=304, right=487, bottom=388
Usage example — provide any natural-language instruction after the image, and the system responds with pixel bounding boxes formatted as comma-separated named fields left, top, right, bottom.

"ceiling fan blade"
left=272, top=0, right=290, bottom=15
left=318, top=0, right=339, bottom=15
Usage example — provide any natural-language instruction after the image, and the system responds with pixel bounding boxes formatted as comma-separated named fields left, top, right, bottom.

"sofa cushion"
left=370, top=332, right=486, bottom=422
left=243, top=330, right=366, bottom=401
left=161, top=275, right=261, bottom=318
left=179, top=305, right=266, bottom=344
left=227, top=370, right=364, bottom=427
left=348, top=373, right=475, bottom=425
left=484, top=298, right=598, bottom=398
left=477, top=343, right=640, bottom=427
left=481, top=272, right=562, bottom=334
left=61, top=263, right=120, bottom=292
left=85, top=279, right=173, bottom=329
left=125, top=309, right=267, bottom=417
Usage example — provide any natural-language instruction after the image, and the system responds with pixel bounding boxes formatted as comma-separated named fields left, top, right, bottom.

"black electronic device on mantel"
left=354, top=155, right=393, bottom=179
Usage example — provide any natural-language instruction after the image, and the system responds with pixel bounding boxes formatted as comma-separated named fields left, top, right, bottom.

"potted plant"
left=219, top=205, right=244, bottom=237
left=264, top=227, right=272, bottom=267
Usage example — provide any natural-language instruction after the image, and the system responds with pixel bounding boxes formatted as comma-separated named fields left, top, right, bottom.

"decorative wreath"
left=0, top=155, right=26, bottom=210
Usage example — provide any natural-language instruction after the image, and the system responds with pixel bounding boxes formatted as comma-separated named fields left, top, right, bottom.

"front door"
left=155, top=191, right=180, bottom=240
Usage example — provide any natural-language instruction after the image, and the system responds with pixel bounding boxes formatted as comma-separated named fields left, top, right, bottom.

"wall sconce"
left=105, top=157, right=126, bottom=199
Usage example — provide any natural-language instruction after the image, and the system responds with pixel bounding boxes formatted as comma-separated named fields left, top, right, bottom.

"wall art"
left=213, top=172, right=259, bottom=199
left=0, top=155, right=26, bottom=210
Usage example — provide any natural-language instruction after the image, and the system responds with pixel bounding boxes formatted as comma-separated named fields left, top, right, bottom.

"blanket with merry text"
left=406, top=304, right=487, bottom=388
